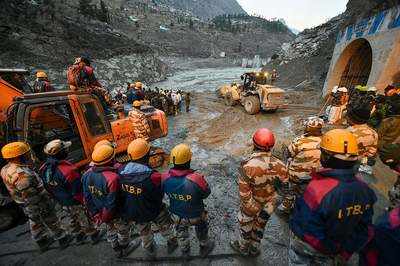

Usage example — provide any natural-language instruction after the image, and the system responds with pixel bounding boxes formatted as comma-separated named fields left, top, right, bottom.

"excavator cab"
left=6, top=91, right=168, bottom=168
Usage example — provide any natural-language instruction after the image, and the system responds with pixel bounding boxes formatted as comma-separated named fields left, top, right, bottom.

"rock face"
left=269, top=0, right=398, bottom=90
left=0, top=0, right=167, bottom=86
left=158, top=0, right=247, bottom=19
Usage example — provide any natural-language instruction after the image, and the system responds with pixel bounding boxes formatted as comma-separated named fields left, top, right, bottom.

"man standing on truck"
left=161, top=143, right=215, bottom=257
left=118, top=138, right=178, bottom=256
left=230, top=128, right=287, bottom=256
left=39, top=139, right=101, bottom=244
left=278, top=117, right=323, bottom=215
left=67, top=57, right=113, bottom=112
left=33, top=71, right=54, bottom=93
left=1, top=142, right=72, bottom=252
left=129, top=101, right=151, bottom=142
left=82, top=144, right=139, bottom=258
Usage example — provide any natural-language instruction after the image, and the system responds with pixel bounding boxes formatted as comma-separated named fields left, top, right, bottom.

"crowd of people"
left=2, top=56, right=400, bottom=264
left=115, top=83, right=191, bottom=117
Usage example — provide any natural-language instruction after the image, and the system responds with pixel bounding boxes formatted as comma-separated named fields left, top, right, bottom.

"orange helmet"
left=127, top=138, right=151, bottom=160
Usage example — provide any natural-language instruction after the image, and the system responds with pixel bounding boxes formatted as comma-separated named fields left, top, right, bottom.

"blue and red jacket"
left=360, top=207, right=400, bottom=266
left=82, top=166, right=119, bottom=223
left=118, top=162, right=164, bottom=223
left=39, top=158, right=83, bottom=206
left=161, top=169, right=210, bottom=219
left=290, top=168, right=377, bottom=260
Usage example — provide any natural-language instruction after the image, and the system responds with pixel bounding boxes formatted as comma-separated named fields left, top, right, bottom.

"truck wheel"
left=244, top=96, right=261, bottom=114
left=224, top=92, right=236, bottom=106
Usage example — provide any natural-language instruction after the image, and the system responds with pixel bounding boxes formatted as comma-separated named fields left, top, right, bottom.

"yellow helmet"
left=93, top=139, right=115, bottom=151
left=127, top=138, right=151, bottom=161
left=135, top=82, right=143, bottom=89
left=1, top=142, right=30, bottom=159
left=92, top=145, right=115, bottom=166
left=44, top=139, right=72, bottom=156
left=36, top=71, right=48, bottom=79
left=320, top=129, right=358, bottom=160
left=170, top=144, right=192, bottom=165
left=133, top=100, right=142, bottom=108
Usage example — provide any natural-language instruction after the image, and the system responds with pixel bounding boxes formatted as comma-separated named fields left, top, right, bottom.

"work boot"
left=36, top=237, right=53, bottom=253
left=200, top=240, right=215, bottom=258
left=75, top=232, right=86, bottom=245
left=229, top=240, right=249, bottom=256
left=249, top=246, right=261, bottom=257
left=144, top=242, right=156, bottom=257
left=117, top=239, right=141, bottom=258
left=167, top=238, right=179, bottom=254
left=90, top=230, right=103, bottom=245
left=58, top=235, right=73, bottom=250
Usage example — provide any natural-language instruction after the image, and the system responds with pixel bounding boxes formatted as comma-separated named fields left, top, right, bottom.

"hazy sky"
left=237, top=0, right=348, bottom=31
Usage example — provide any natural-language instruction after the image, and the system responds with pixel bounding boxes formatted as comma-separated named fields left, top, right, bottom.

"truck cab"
left=5, top=91, right=168, bottom=168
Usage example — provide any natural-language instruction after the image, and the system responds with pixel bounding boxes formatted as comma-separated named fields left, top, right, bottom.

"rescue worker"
left=82, top=144, right=139, bottom=258
left=271, top=69, right=278, bottom=85
left=39, top=139, right=100, bottom=244
left=377, top=99, right=400, bottom=210
left=1, top=142, right=72, bottom=251
left=230, top=128, right=287, bottom=256
left=289, top=129, right=377, bottom=265
left=185, top=92, right=191, bottom=112
left=118, top=139, right=178, bottom=256
left=128, top=101, right=151, bottom=141
left=33, top=71, right=54, bottom=93
left=278, top=117, right=323, bottom=214
left=127, top=82, right=145, bottom=104
left=67, top=57, right=112, bottom=112
left=171, top=90, right=181, bottom=116
left=327, top=87, right=348, bottom=124
left=346, top=105, right=378, bottom=175
left=161, top=144, right=215, bottom=257
left=359, top=205, right=400, bottom=266
left=369, top=85, right=399, bottom=128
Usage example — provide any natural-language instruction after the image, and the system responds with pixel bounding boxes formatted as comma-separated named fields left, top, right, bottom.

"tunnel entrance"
left=338, top=39, right=372, bottom=89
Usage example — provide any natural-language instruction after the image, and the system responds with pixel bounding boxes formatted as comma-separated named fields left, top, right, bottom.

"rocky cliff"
left=269, top=0, right=398, bottom=90
left=0, top=0, right=167, bottom=86
left=156, top=0, right=246, bottom=19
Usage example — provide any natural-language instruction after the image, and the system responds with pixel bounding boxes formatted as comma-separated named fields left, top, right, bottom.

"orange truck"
left=0, top=69, right=168, bottom=168
left=0, top=68, right=169, bottom=230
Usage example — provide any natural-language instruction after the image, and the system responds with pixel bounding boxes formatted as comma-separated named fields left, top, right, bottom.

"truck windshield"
left=27, top=102, right=85, bottom=162
left=82, top=102, right=107, bottom=136
left=0, top=73, right=32, bottom=93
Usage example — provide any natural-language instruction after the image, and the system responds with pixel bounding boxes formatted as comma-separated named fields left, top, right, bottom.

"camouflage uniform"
left=136, top=206, right=176, bottom=249
left=347, top=124, right=378, bottom=174
left=128, top=108, right=151, bottom=141
left=237, top=152, right=287, bottom=251
left=1, top=163, right=66, bottom=242
left=171, top=212, right=209, bottom=251
left=283, top=135, right=322, bottom=210
left=106, top=219, right=131, bottom=249
left=56, top=204, right=97, bottom=236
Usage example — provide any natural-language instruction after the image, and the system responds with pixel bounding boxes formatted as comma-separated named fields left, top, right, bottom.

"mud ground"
left=0, top=66, right=397, bottom=266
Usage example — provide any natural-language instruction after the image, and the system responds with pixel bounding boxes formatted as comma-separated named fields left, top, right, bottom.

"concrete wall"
left=323, top=6, right=400, bottom=96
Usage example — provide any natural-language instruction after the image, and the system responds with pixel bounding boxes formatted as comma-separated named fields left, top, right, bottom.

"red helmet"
left=253, top=128, right=275, bottom=151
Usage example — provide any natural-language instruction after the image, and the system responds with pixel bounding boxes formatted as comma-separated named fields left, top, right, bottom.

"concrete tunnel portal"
left=330, top=38, right=373, bottom=91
